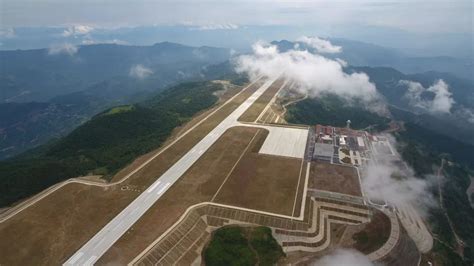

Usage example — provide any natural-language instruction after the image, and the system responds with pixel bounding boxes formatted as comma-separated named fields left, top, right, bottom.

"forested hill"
left=286, top=94, right=390, bottom=131
left=0, top=80, right=229, bottom=207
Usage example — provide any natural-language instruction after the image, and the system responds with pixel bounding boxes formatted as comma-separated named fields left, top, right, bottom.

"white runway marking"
left=156, top=183, right=171, bottom=195
left=146, top=181, right=161, bottom=193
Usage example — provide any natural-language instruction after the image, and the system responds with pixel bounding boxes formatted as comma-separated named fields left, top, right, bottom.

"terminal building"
left=313, top=143, right=334, bottom=162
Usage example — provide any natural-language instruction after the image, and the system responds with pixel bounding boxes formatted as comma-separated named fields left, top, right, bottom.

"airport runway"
left=64, top=78, right=276, bottom=265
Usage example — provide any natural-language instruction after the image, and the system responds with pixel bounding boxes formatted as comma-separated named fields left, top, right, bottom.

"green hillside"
left=0, top=81, right=223, bottom=207
left=286, top=94, right=390, bottom=131
left=204, top=226, right=285, bottom=266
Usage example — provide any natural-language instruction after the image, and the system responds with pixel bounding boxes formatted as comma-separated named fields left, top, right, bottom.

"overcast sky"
left=1, top=0, right=472, bottom=34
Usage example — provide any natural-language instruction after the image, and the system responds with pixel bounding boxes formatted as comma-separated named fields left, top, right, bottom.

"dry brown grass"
left=238, top=78, right=285, bottom=122
left=213, top=128, right=303, bottom=216
left=292, top=162, right=308, bottom=217
left=0, top=184, right=137, bottom=265
left=309, top=162, right=362, bottom=197
left=0, top=82, right=262, bottom=266
left=98, top=126, right=261, bottom=264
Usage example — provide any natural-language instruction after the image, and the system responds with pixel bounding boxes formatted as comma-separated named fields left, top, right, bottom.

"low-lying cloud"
left=0, top=28, right=16, bottom=39
left=297, top=36, right=342, bottom=54
left=62, top=25, right=94, bottom=37
left=361, top=135, right=437, bottom=217
left=82, top=38, right=128, bottom=45
left=311, top=249, right=374, bottom=266
left=234, top=40, right=378, bottom=103
left=48, top=43, right=78, bottom=56
left=401, top=79, right=455, bottom=114
left=196, top=23, right=239, bottom=31
left=129, top=64, right=153, bottom=79
left=455, top=107, right=474, bottom=124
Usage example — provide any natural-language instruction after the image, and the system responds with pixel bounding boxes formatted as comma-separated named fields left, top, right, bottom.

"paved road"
left=64, top=78, right=276, bottom=265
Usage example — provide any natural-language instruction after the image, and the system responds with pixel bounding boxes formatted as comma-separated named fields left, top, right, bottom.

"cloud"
left=455, top=107, right=474, bottom=124
left=48, top=43, right=78, bottom=55
left=401, top=79, right=455, bottom=114
left=129, top=64, right=153, bottom=79
left=195, top=23, right=239, bottom=31
left=297, top=36, right=342, bottom=54
left=311, top=249, right=373, bottom=266
left=0, top=28, right=16, bottom=38
left=62, top=25, right=94, bottom=37
left=81, top=38, right=128, bottom=45
left=361, top=135, right=437, bottom=217
left=234, top=41, right=378, bottom=103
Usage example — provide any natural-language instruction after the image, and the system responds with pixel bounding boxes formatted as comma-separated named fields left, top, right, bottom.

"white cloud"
left=297, top=36, right=342, bottom=54
left=194, top=23, right=239, bottom=31
left=335, top=58, right=348, bottom=67
left=455, top=107, right=474, bottom=124
left=361, top=135, right=436, bottom=217
left=0, top=28, right=16, bottom=39
left=401, top=79, right=455, bottom=114
left=62, top=25, right=94, bottom=37
left=234, top=41, right=377, bottom=102
left=81, top=38, right=128, bottom=45
left=48, top=43, right=78, bottom=55
left=311, top=249, right=373, bottom=266
left=129, top=64, right=153, bottom=79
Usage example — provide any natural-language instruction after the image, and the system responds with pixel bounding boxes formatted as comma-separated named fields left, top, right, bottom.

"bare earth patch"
left=308, top=162, right=362, bottom=197
left=213, top=128, right=304, bottom=216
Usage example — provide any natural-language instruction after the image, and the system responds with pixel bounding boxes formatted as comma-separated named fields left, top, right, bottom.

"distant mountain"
left=271, top=39, right=473, bottom=81
left=0, top=42, right=232, bottom=159
left=0, top=42, right=230, bottom=102
left=350, top=66, right=474, bottom=145
left=349, top=67, right=474, bottom=109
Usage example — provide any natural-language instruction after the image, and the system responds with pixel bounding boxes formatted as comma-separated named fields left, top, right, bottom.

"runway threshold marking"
left=156, top=183, right=171, bottom=195
left=147, top=181, right=161, bottom=193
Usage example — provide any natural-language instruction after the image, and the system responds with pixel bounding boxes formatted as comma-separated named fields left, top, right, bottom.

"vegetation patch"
left=396, top=124, right=474, bottom=263
left=203, top=226, right=284, bottom=266
left=340, top=148, right=350, bottom=156
left=352, top=210, right=391, bottom=254
left=101, top=105, right=135, bottom=116
left=286, top=94, right=390, bottom=131
left=341, top=157, right=351, bottom=164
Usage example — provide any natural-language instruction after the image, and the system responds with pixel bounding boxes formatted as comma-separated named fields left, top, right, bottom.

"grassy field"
left=309, top=162, right=362, bottom=197
left=203, top=226, right=285, bottom=266
left=0, top=81, right=263, bottom=265
left=238, top=78, right=285, bottom=123
left=213, top=127, right=304, bottom=216
left=101, top=105, right=135, bottom=116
